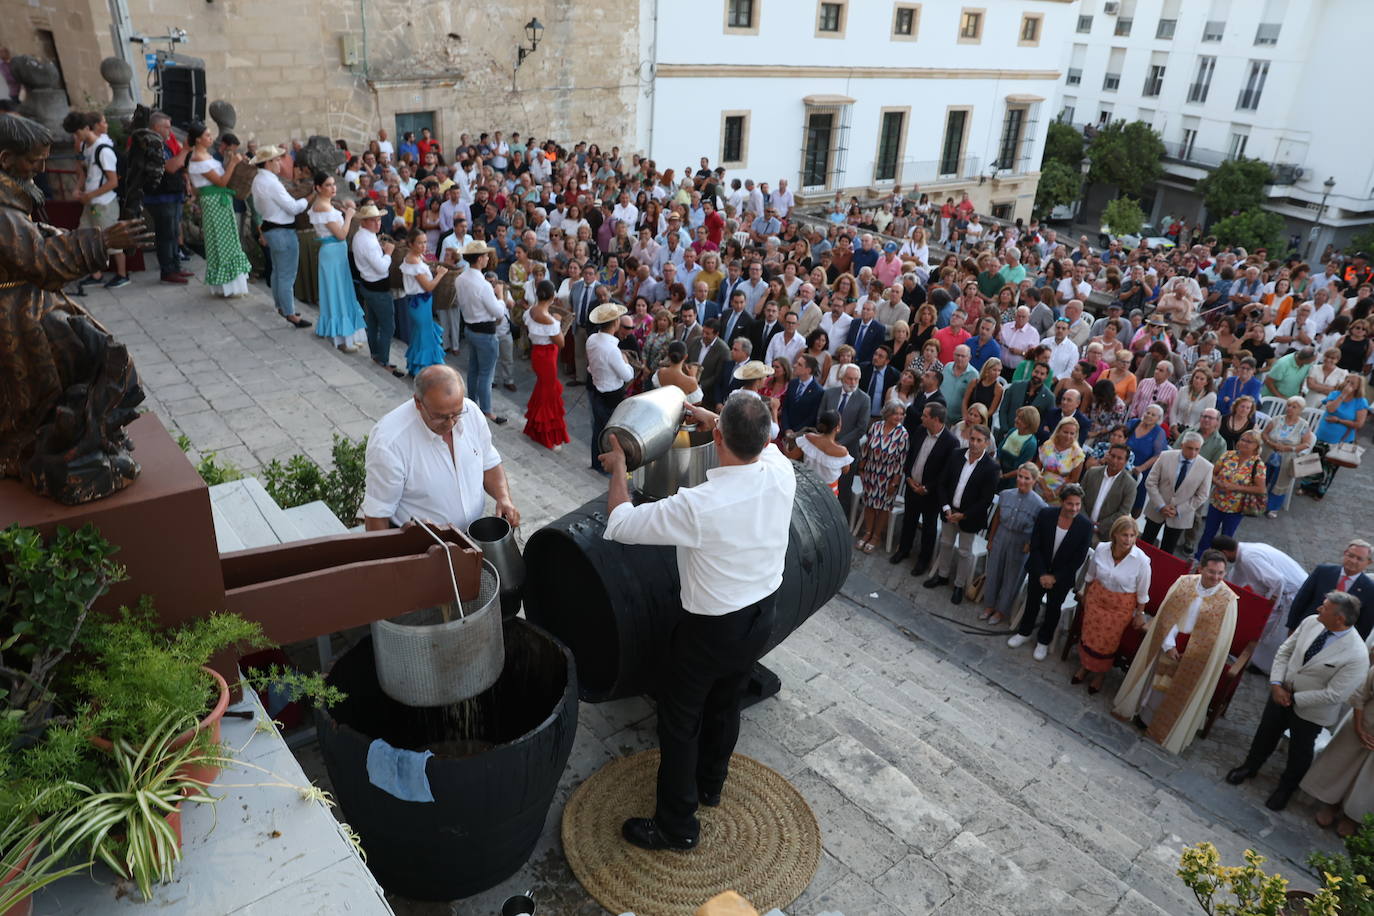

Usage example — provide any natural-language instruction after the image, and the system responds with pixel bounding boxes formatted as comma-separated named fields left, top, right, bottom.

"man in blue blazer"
left=1285, top=540, right=1374, bottom=637
left=779, top=353, right=823, bottom=434
left=844, top=300, right=886, bottom=365
left=1008, top=484, right=1094, bottom=659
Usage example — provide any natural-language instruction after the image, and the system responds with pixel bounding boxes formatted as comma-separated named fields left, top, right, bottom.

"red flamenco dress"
left=523, top=312, right=571, bottom=449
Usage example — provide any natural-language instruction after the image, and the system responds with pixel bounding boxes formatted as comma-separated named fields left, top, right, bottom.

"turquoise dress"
left=310, top=211, right=366, bottom=342
left=401, top=260, right=445, bottom=376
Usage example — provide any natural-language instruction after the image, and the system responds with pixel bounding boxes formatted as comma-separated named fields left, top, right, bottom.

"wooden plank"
left=239, top=478, right=304, bottom=544
left=283, top=501, right=348, bottom=538
left=210, top=501, right=247, bottom=554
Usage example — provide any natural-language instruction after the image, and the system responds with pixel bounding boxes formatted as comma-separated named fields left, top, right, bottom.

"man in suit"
left=997, top=362, right=1055, bottom=434
left=715, top=259, right=746, bottom=311
left=1227, top=591, right=1370, bottom=810
left=1080, top=443, right=1138, bottom=542
left=720, top=288, right=754, bottom=347
left=858, top=345, right=900, bottom=419
left=1035, top=388, right=1091, bottom=444
left=891, top=403, right=960, bottom=575
left=924, top=423, right=1000, bottom=604
left=676, top=302, right=703, bottom=352
left=1285, top=540, right=1374, bottom=638
left=1141, top=434, right=1214, bottom=554
left=779, top=353, right=823, bottom=434
left=910, top=368, right=946, bottom=420
left=845, top=300, right=886, bottom=365
left=1007, top=484, right=1094, bottom=659
left=750, top=301, right=783, bottom=357
left=716, top=336, right=752, bottom=408
left=792, top=283, right=824, bottom=336
left=692, top=320, right=728, bottom=405
left=688, top=281, right=720, bottom=325
left=567, top=263, right=601, bottom=385
left=820, top=363, right=871, bottom=513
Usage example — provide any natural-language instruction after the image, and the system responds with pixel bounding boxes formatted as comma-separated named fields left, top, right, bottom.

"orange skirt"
left=1079, top=581, right=1139, bottom=673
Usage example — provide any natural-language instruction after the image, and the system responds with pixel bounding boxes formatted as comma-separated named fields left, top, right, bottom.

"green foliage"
left=0, top=524, right=125, bottom=729
left=76, top=598, right=268, bottom=743
left=1178, top=842, right=1343, bottom=916
left=1196, top=158, right=1273, bottom=220
left=175, top=434, right=244, bottom=487
left=0, top=717, right=100, bottom=825
left=262, top=434, right=369, bottom=524
left=1349, top=227, right=1374, bottom=257
left=1102, top=197, right=1147, bottom=238
left=0, top=788, right=98, bottom=913
left=1211, top=209, right=1287, bottom=254
left=1308, top=814, right=1374, bottom=915
left=1043, top=121, right=1085, bottom=171
left=1035, top=160, right=1082, bottom=218
left=1087, top=120, right=1165, bottom=197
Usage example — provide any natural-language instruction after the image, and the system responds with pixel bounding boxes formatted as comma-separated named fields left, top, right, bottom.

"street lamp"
left=1077, top=154, right=1092, bottom=224
left=515, top=18, right=544, bottom=71
left=1308, top=175, right=1336, bottom=260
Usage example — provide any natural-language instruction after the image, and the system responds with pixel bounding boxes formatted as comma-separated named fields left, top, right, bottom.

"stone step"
left=208, top=477, right=303, bottom=550
left=281, top=500, right=348, bottom=538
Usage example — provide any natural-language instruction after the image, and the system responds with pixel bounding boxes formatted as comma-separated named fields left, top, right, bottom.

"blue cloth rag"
left=366, top=738, right=435, bottom=803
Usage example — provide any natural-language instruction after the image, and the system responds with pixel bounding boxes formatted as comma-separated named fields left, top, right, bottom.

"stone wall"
left=1, top=0, right=640, bottom=150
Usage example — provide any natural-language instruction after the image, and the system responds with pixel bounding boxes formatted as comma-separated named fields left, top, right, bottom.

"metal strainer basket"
left=371, top=559, right=505, bottom=707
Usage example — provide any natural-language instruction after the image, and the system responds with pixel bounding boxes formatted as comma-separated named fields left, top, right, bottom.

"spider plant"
left=0, top=787, right=96, bottom=914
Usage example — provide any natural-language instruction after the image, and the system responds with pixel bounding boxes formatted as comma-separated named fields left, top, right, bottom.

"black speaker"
left=154, top=53, right=206, bottom=131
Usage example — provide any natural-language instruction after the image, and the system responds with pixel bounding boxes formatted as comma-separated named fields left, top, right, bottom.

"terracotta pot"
left=90, top=667, right=230, bottom=788
left=0, top=838, right=37, bottom=916
left=1283, top=889, right=1316, bottom=916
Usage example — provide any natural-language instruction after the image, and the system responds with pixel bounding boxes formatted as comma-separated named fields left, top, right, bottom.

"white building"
left=1056, top=0, right=1374, bottom=254
left=638, top=0, right=1074, bottom=221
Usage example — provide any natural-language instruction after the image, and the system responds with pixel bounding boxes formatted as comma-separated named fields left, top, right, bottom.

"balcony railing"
left=1187, top=81, right=1210, bottom=103
left=1103, top=72, right=1121, bottom=91
left=878, top=155, right=985, bottom=185
left=1066, top=68, right=1082, bottom=85
left=1237, top=89, right=1263, bottom=111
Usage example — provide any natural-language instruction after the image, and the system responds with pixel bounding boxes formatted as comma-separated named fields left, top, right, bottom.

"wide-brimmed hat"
left=460, top=240, right=495, bottom=257
left=355, top=202, right=384, bottom=220
left=733, top=360, right=769, bottom=381
left=249, top=145, right=288, bottom=165
left=589, top=302, right=627, bottom=325
left=1145, top=314, right=1168, bottom=327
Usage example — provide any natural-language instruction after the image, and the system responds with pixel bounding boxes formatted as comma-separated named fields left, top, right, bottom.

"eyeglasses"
left=418, top=400, right=465, bottom=425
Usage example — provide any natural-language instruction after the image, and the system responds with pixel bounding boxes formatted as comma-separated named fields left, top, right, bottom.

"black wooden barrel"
left=523, top=465, right=850, bottom=702
left=315, top=619, right=577, bottom=901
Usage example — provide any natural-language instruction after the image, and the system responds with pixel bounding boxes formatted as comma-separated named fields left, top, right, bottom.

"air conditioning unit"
left=1104, top=1, right=1119, bottom=14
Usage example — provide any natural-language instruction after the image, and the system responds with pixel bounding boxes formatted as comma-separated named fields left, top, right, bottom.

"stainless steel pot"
left=599, top=385, right=687, bottom=470
left=468, top=515, right=525, bottom=619
left=632, top=427, right=717, bottom=499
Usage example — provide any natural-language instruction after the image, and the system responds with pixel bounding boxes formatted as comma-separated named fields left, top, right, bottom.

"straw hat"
left=249, top=145, right=288, bottom=166
left=354, top=202, right=384, bottom=220
left=589, top=302, right=627, bottom=325
left=460, top=239, right=495, bottom=257
left=733, top=360, right=769, bottom=381
left=1145, top=314, right=1168, bottom=327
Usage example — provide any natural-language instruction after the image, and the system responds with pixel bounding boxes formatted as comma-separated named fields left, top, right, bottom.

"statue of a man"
left=0, top=115, right=153, bottom=504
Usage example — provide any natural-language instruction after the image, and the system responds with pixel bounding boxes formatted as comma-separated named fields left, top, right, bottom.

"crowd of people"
left=51, top=109, right=1374, bottom=828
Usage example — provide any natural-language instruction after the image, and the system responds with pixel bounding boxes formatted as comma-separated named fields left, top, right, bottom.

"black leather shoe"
left=1131, top=715, right=1149, bottom=731
left=699, top=791, right=721, bottom=807
left=889, top=550, right=910, bottom=565
left=1225, top=765, right=1257, bottom=785
left=1265, top=787, right=1293, bottom=811
left=950, top=586, right=964, bottom=605
left=909, top=563, right=928, bottom=577
left=923, top=574, right=948, bottom=589
left=621, top=817, right=696, bottom=851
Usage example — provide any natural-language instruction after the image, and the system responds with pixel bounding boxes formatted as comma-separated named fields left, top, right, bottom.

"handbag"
left=1242, top=458, right=1267, bottom=517
left=1293, top=450, right=1323, bottom=478
left=965, top=573, right=986, bottom=604
left=1328, top=428, right=1365, bottom=469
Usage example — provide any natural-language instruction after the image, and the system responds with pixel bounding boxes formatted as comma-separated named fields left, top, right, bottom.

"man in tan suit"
left=1226, top=591, right=1370, bottom=810
left=1080, top=443, right=1138, bottom=543
left=1141, top=432, right=1213, bottom=555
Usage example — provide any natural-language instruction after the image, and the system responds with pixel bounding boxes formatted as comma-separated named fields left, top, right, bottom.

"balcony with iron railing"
left=1187, top=81, right=1210, bottom=103
left=1162, top=142, right=1305, bottom=187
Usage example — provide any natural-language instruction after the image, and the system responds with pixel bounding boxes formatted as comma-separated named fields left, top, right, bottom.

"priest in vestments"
left=1112, top=548, right=1238, bottom=753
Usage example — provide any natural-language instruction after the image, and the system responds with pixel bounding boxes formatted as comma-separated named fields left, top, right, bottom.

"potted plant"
left=1308, top=815, right=1374, bottom=915
left=1177, top=842, right=1345, bottom=915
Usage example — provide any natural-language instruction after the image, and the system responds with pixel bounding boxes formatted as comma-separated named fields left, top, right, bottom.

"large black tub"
left=315, top=619, right=577, bottom=901
left=523, top=464, right=850, bottom=702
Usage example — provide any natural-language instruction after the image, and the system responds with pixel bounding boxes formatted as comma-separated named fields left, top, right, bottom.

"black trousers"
left=146, top=200, right=181, bottom=277
left=1017, top=576, right=1073, bottom=645
left=589, top=386, right=624, bottom=472
left=1243, top=697, right=1324, bottom=791
left=655, top=596, right=775, bottom=840
left=896, top=488, right=940, bottom=565
left=1141, top=518, right=1183, bottom=555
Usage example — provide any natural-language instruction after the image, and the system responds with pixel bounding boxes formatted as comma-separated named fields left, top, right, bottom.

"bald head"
left=413, top=365, right=467, bottom=433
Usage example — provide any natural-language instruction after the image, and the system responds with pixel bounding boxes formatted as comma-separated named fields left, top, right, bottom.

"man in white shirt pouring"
left=363, top=365, right=519, bottom=532
left=600, top=392, right=795, bottom=851
left=250, top=145, right=313, bottom=328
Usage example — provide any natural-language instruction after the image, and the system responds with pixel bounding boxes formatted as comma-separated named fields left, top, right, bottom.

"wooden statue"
left=0, top=115, right=154, bottom=504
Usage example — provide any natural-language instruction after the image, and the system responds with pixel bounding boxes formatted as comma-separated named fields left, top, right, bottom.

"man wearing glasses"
left=362, top=364, right=520, bottom=531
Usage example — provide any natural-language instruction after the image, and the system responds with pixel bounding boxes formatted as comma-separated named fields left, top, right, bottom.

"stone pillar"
left=12, top=55, right=68, bottom=134
left=209, top=100, right=237, bottom=133
left=100, top=57, right=137, bottom=124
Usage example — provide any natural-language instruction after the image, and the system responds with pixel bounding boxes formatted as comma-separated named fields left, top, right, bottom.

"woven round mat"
left=561, top=750, right=820, bottom=916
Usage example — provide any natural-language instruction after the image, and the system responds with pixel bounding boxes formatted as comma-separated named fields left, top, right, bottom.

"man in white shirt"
left=1057, top=263, right=1092, bottom=302
left=999, top=306, right=1040, bottom=373
left=587, top=302, right=636, bottom=473
left=363, top=365, right=519, bottom=532
left=351, top=203, right=402, bottom=374
left=69, top=111, right=129, bottom=289
left=772, top=178, right=794, bottom=219
left=250, top=145, right=312, bottom=327
left=1042, top=318, right=1080, bottom=379
left=454, top=241, right=509, bottom=424
left=765, top=311, right=805, bottom=366
left=818, top=297, right=853, bottom=357
left=601, top=393, right=795, bottom=851
left=375, top=128, right=394, bottom=160
left=652, top=232, right=685, bottom=280
left=612, top=191, right=639, bottom=229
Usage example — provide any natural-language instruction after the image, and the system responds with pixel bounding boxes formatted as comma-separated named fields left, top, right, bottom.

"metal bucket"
left=468, top=516, right=525, bottom=619
left=599, top=385, right=687, bottom=470
left=631, top=427, right=716, bottom=499
left=371, top=559, right=504, bottom=707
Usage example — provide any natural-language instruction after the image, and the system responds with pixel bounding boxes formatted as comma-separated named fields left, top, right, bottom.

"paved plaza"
left=90, top=269, right=1374, bottom=914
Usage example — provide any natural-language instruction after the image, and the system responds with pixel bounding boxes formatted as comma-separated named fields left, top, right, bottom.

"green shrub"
left=262, top=434, right=368, bottom=525
left=175, top=434, right=244, bottom=486
left=1102, top=196, right=1146, bottom=238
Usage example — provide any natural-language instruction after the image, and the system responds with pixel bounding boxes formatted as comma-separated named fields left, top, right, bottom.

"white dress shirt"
left=455, top=266, right=506, bottom=324
left=1085, top=542, right=1151, bottom=602
left=251, top=169, right=308, bottom=225
left=911, top=435, right=938, bottom=486
left=819, top=312, right=853, bottom=356
left=949, top=454, right=980, bottom=509
left=766, top=330, right=805, bottom=366
left=604, top=444, right=796, bottom=615
left=1090, top=469, right=1124, bottom=522
left=1043, top=335, right=1081, bottom=379
left=352, top=227, right=390, bottom=283
left=362, top=399, right=501, bottom=529
left=588, top=331, right=634, bottom=393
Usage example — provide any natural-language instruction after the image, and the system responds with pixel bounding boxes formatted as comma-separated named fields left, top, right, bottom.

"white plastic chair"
left=1259, top=396, right=1286, bottom=419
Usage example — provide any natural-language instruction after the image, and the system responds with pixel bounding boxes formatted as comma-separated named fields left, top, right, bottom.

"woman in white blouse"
left=898, top=226, right=929, bottom=268
left=1171, top=366, right=1217, bottom=433
left=186, top=122, right=250, bottom=297
left=782, top=409, right=851, bottom=495
left=1305, top=346, right=1348, bottom=408
left=308, top=172, right=368, bottom=351
left=1073, top=516, right=1151, bottom=695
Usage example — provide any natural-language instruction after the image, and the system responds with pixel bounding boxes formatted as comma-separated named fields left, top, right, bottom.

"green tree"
left=1102, top=197, right=1146, bottom=238
left=1211, top=208, right=1286, bottom=254
left=1042, top=121, right=1085, bottom=171
left=1349, top=226, right=1374, bottom=256
left=1086, top=120, right=1165, bottom=197
left=1195, top=157, right=1273, bottom=219
left=1034, top=160, right=1082, bottom=217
